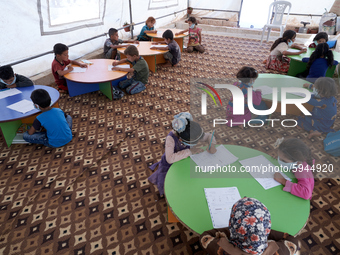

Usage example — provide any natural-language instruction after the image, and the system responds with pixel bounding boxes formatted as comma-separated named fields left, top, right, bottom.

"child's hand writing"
left=79, top=63, right=87, bottom=68
left=206, top=146, right=217, bottom=154
left=300, top=48, right=307, bottom=53
left=274, top=172, right=287, bottom=186
left=112, top=61, right=118, bottom=66
left=190, top=147, right=204, bottom=154
left=67, top=64, right=74, bottom=72
left=151, top=42, right=159, bottom=45
left=111, top=67, right=120, bottom=71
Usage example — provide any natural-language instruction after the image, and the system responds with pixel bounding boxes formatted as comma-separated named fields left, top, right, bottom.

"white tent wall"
left=0, top=0, right=187, bottom=78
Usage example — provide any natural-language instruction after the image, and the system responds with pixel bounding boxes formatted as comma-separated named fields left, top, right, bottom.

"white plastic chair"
left=260, top=1, right=292, bottom=45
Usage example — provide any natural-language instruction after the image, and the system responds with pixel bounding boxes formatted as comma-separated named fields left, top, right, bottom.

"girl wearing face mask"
left=299, top=77, right=338, bottom=139
left=308, top=32, right=328, bottom=48
left=266, top=30, right=306, bottom=72
left=226, top=66, right=268, bottom=127
left=176, top=17, right=204, bottom=53
left=274, top=138, right=314, bottom=200
left=148, top=112, right=216, bottom=196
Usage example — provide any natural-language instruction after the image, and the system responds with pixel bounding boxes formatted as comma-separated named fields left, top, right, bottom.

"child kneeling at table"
left=111, top=45, right=149, bottom=95
left=23, top=89, right=73, bottom=148
left=200, top=197, right=300, bottom=255
left=148, top=112, right=216, bottom=196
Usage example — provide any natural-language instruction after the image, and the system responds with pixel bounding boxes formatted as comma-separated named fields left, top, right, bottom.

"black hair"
left=187, top=17, right=197, bottom=25
left=306, top=43, right=334, bottom=72
left=108, top=28, right=118, bottom=36
left=270, top=30, right=296, bottom=52
left=53, top=43, right=68, bottom=56
left=279, top=138, right=313, bottom=166
left=0, top=65, right=14, bottom=80
left=236, top=66, right=258, bottom=84
left=177, top=120, right=203, bottom=143
left=314, top=77, right=338, bottom=98
left=162, top=29, right=174, bottom=40
left=313, top=32, right=328, bottom=42
left=31, top=89, right=51, bottom=108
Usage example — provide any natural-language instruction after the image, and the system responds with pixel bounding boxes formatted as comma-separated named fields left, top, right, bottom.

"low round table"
left=164, top=145, right=310, bottom=236
left=253, top=73, right=314, bottom=116
left=118, top=41, right=168, bottom=73
left=64, top=59, right=128, bottom=99
left=146, top=28, right=188, bottom=52
left=0, top=85, right=60, bottom=147
left=286, top=47, right=340, bottom=77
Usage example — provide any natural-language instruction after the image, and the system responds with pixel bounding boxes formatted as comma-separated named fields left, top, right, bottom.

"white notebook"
left=6, top=99, right=35, bottom=114
left=204, top=187, right=241, bottom=228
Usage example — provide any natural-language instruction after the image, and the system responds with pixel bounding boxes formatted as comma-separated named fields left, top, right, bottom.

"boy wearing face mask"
left=274, top=138, right=314, bottom=200
left=266, top=30, right=306, bottom=73
left=176, top=17, right=204, bottom=53
left=23, top=89, right=73, bottom=148
left=0, top=65, right=33, bottom=89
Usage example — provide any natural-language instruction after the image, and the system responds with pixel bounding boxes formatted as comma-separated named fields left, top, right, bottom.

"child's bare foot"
left=161, top=62, right=173, bottom=67
left=308, top=130, right=322, bottom=139
left=262, top=59, right=267, bottom=64
left=58, top=89, right=68, bottom=94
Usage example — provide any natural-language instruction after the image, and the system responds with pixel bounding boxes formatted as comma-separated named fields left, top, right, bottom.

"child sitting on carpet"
left=52, top=43, right=87, bottom=93
left=299, top=43, right=337, bottom=82
left=299, top=77, right=337, bottom=139
left=23, top=89, right=73, bottom=148
left=274, top=138, right=314, bottom=200
left=200, top=197, right=300, bottom=255
left=111, top=45, right=149, bottom=95
left=148, top=112, right=216, bottom=196
left=266, top=30, right=306, bottom=72
left=226, top=67, right=268, bottom=127
left=176, top=17, right=204, bottom=53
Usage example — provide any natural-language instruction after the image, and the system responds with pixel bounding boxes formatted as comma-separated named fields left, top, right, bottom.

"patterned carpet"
left=0, top=34, right=340, bottom=255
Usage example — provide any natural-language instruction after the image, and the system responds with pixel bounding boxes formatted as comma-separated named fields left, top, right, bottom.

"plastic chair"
left=260, top=1, right=292, bottom=45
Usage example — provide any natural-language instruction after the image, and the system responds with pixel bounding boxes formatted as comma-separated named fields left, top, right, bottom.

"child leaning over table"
left=137, top=16, right=157, bottom=41
left=104, top=28, right=138, bottom=60
left=111, top=45, right=149, bottom=95
left=151, top=29, right=181, bottom=67
left=0, top=65, right=33, bottom=89
left=298, top=77, right=338, bottom=139
left=52, top=43, right=87, bottom=93
left=148, top=112, right=216, bottom=196
left=23, top=89, right=73, bottom=148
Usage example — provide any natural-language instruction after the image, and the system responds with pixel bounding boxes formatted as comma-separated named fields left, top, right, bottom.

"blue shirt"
left=302, top=57, right=338, bottom=81
left=35, top=108, right=72, bottom=147
left=137, top=25, right=154, bottom=41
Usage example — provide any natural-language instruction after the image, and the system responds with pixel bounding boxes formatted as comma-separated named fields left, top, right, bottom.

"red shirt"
left=52, top=58, right=70, bottom=89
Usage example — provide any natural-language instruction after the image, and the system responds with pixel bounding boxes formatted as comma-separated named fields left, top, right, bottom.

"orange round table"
left=118, top=42, right=168, bottom=73
left=64, top=59, right=128, bottom=100
left=146, top=28, right=188, bottom=52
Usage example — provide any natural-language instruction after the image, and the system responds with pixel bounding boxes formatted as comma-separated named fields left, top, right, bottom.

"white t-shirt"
left=270, top=42, right=289, bottom=56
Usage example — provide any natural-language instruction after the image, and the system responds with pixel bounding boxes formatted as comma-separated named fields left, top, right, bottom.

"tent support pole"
left=129, top=0, right=133, bottom=39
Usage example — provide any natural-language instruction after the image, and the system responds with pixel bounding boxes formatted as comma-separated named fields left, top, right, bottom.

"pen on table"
left=209, top=130, right=215, bottom=150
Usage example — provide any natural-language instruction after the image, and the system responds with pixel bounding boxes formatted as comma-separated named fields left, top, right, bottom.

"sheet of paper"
left=6, top=99, right=35, bottom=114
left=127, top=43, right=139, bottom=47
left=255, top=86, right=273, bottom=95
left=108, top=64, right=130, bottom=71
left=286, top=49, right=301, bottom=53
left=288, top=91, right=311, bottom=97
left=190, top=145, right=238, bottom=171
left=0, top=88, right=22, bottom=100
left=150, top=44, right=168, bottom=49
left=204, top=187, right=241, bottom=228
left=69, top=67, right=87, bottom=73
left=81, top=59, right=93, bottom=65
left=239, top=155, right=291, bottom=190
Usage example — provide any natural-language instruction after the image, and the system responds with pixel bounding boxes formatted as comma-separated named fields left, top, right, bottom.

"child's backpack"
left=112, top=88, right=125, bottom=100
left=323, top=131, right=340, bottom=156
left=126, top=81, right=146, bottom=95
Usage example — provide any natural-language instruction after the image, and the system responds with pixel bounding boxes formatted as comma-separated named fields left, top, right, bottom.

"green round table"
left=286, top=47, right=340, bottom=77
left=253, top=73, right=313, bottom=115
left=164, top=145, right=310, bottom=235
